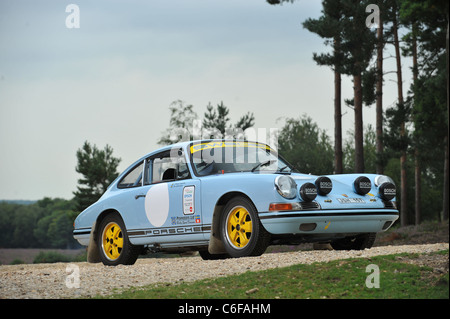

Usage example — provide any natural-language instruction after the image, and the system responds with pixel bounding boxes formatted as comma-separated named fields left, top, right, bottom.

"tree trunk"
left=375, top=10, right=384, bottom=175
left=444, top=135, right=449, bottom=221
left=443, top=15, right=449, bottom=221
left=414, top=151, right=421, bottom=225
left=334, top=35, right=343, bottom=174
left=412, top=24, right=421, bottom=225
left=393, top=9, right=408, bottom=226
left=354, top=71, right=364, bottom=173
left=334, top=69, right=343, bottom=174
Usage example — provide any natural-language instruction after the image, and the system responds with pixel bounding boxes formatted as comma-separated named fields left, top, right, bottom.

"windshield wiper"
left=251, top=159, right=277, bottom=172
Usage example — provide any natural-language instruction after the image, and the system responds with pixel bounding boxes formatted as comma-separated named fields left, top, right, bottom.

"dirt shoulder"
left=375, top=220, right=449, bottom=247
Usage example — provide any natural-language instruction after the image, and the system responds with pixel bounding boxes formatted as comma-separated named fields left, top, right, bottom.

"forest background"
left=0, top=0, right=448, bottom=249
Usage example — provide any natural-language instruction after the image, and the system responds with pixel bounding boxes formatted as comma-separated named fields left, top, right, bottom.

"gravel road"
left=0, top=243, right=448, bottom=299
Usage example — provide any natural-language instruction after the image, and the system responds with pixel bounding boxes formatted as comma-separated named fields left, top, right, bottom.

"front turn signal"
left=269, top=203, right=293, bottom=211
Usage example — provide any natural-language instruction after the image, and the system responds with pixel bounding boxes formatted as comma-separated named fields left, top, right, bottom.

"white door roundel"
left=144, top=183, right=169, bottom=227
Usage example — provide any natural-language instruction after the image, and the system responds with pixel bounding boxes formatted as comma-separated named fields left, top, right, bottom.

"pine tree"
left=339, top=0, right=377, bottom=173
left=202, top=101, right=255, bottom=139
left=399, top=0, right=449, bottom=221
left=73, top=141, right=121, bottom=211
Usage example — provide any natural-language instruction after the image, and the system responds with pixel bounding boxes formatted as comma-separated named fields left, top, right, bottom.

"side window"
left=118, top=161, right=144, bottom=188
left=151, top=150, right=190, bottom=184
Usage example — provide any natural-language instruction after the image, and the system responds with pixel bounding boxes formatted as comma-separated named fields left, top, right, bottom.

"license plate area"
left=337, top=198, right=366, bottom=204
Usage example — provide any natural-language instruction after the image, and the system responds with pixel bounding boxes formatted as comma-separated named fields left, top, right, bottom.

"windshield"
left=190, top=141, right=294, bottom=176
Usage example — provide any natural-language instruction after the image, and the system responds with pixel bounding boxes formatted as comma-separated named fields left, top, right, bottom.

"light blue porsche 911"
left=73, top=140, right=399, bottom=265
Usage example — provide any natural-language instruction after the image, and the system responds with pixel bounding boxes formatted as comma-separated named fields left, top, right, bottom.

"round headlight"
left=378, top=182, right=396, bottom=201
left=274, top=175, right=297, bottom=199
left=374, top=175, right=395, bottom=187
left=354, top=176, right=371, bottom=195
left=315, top=176, right=333, bottom=195
left=299, top=182, right=318, bottom=202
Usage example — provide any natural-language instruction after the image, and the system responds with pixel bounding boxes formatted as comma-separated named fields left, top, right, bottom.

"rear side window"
left=150, top=149, right=191, bottom=184
left=118, top=161, right=144, bottom=188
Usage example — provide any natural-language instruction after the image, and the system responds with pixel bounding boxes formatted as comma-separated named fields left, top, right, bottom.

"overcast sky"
left=0, top=0, right=410, bottom=200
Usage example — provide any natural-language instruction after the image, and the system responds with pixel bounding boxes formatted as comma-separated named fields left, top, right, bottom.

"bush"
left=10, top=259, right=25, bottom=265
left=33, top=251, right=71, bottom=264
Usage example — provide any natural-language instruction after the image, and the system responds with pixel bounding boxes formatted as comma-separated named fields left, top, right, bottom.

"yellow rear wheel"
left=101, top=222, right=124, bottom=261
left=97, top=213, right=141, bottom=266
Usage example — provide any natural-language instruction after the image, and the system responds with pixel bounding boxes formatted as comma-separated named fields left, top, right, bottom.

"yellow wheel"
left=97, top=213, right=141, bottom=266
left=101, top=222, right=124, bottom=261
left=225, top=206, right=252, bottom=249
left=220, top=196, right=270, bottom=258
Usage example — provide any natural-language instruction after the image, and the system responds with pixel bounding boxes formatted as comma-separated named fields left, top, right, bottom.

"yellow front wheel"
left=226, top=206, right=253, bottom=249
left=220, top=197, right=270, bottom=258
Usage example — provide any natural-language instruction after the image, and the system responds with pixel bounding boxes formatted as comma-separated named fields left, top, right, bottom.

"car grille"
left=300, top=201, right=321, bottom=210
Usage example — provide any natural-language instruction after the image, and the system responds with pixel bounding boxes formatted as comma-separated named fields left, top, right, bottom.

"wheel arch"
left=208, top=191, right=257, bottom=254
left=87, top=208, right=123, bottom=263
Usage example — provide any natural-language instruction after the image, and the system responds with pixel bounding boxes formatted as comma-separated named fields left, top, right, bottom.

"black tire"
left=97, top=213, right=141, bottom=266
left=331, top=233, right=376, bottom=250
left=219, top=196, right=270, bottom=258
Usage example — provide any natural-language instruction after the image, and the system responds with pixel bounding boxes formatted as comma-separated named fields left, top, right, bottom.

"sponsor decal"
left=360, top=181, right=372, bottom=189
left=320, top=181, right=332, bottom=188
left=171, top=215, right=201, bottom=225
left=170, top=182, right=185, bottom=188
left=183, top=186, right=195, bottom=215
left=146, top=226, right=203, bottom=236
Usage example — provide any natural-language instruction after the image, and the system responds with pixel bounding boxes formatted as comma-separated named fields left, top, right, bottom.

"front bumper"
left=259, top=209, right=399, bottom=235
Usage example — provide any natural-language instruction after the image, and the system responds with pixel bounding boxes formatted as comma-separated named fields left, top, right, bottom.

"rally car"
left=73, top=140, right=399, bottom=265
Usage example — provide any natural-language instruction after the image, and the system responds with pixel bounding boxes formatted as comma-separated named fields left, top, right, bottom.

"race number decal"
left=145, top=183, right=169, bottom=227
left=183, top=186, right=195, bottom=215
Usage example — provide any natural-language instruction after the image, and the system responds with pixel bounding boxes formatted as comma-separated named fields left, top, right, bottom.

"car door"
left=126, top=149, right=203, bottom=246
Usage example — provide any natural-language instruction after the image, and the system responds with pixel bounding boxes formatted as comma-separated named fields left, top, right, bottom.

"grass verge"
left=101, top=250, right=448, bottom=299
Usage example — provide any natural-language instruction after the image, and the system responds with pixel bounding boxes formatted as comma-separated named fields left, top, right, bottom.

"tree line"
left=0, top=198, right=79, bottom=249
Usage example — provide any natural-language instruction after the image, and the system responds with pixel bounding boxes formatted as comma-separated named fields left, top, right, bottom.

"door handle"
left=135, top=194, right=146, bottom=200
